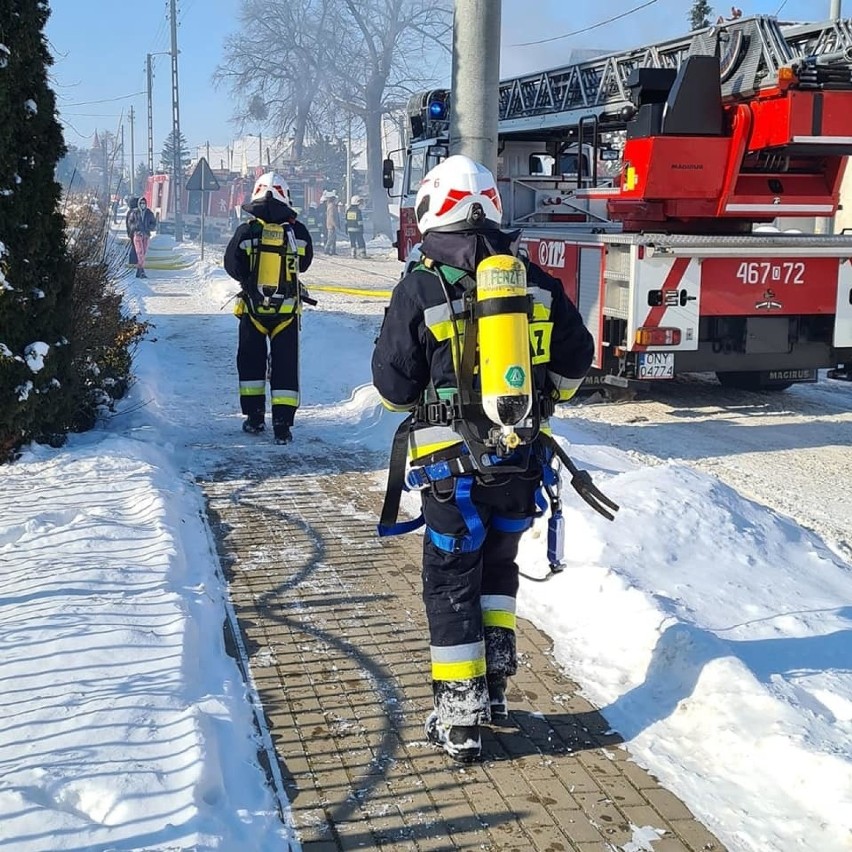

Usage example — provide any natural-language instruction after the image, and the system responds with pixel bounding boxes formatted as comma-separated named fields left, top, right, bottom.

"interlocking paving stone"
left=203, top=471, right=726, bottom=852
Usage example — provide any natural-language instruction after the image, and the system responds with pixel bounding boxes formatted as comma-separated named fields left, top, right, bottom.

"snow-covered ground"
left=1, top=233, right=851, bottom=851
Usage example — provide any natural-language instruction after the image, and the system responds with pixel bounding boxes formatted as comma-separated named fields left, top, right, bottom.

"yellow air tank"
left=257, top=223, right=285, bottom=299
left=475, top=255, right=532, bottom=441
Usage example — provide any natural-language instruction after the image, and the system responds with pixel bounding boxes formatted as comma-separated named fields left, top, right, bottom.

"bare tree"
left=329, top=0, right=451, bottom=237
left=217, top=0, right=451, bottom=237
left=215, top=0, right=335, bottom=160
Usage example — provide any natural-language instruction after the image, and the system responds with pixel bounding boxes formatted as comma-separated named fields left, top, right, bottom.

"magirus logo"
left=755, top=289, right=782, bottom=310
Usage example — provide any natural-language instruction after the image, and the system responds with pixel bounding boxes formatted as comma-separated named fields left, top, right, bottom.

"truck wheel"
left=715, top=371, right=792, bottom=391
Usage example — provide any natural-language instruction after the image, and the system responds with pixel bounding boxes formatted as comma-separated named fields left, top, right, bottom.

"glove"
left=300, top=284, right=317, bottom=307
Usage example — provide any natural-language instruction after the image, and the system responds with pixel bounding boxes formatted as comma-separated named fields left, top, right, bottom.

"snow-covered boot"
left=351, top=248, right=357, bottom=258
left=425, top=711, right=481, bottom=763
left=359, top=250, right=368, bottom=259
left=242, top=414, right=265, bottom=434
left=273, top=422, right=293, bottom=444
left=487, top=676, right=508, bottom=721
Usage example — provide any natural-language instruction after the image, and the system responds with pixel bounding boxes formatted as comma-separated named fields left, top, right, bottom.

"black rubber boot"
left=425, top=711, right=481, bottom=764
left=273, top=422, right=292, bottom=444
left=242, top=414, right=265, bottom=434
left=487, top=676, right=508, bottom=721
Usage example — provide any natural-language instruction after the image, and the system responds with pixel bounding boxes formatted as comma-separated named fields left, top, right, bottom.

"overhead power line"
left=62, top=91, right=146, bottom=107
left=512, top=0, right=659, bottom=47
left=64, top=112, right=125, bottom=118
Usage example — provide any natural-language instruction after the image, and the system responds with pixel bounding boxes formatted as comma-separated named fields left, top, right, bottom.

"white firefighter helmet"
left=414, top=154, right=503, bottom=234
left=251, top=172, right=291, bottom=205
left=350, top=195, right=362, bottom=206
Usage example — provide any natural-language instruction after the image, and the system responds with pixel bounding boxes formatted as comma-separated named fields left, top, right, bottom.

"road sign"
left=185, top=157, right=221, bottom=260
left=185, top=157, right=220, bottom=192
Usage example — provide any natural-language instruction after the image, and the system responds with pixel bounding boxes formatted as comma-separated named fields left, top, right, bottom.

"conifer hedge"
left=0, top=1, right=147, bottom=464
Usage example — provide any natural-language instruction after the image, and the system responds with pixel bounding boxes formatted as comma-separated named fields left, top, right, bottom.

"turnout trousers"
left=421, top=468, right=540, bottom=726
left=348, top=230, right=366, bottom=252
left=237, top=313, right=300, bottom=427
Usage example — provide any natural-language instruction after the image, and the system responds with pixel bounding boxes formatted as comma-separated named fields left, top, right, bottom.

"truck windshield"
left=407, top=148, right=426, bottom=195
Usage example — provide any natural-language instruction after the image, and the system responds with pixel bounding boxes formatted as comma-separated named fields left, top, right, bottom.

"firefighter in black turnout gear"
left=372, top=155, right=602, bottom=763
left=345, top=195, right=367, bottom=258
left=224, top=172, right=314, bottom=444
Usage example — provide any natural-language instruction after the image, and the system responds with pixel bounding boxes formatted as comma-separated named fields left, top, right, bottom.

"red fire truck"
left=145, top=168, right=327, bottom=242
left=386, top=15, right=852, bottom=390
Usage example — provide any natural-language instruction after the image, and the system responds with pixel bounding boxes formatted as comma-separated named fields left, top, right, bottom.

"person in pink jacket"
left=125, top=197, right=157, bottom=278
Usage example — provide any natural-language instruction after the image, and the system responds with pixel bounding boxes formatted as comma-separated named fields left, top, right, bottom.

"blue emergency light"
left=407, top=89, right=451, bottom=138
left=429, top=100, right=447, bottom=120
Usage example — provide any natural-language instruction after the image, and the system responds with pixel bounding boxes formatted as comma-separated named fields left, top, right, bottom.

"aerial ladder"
left=496, top=16, right=852, bottom=133
left=389, top=16, right=852, bottom=389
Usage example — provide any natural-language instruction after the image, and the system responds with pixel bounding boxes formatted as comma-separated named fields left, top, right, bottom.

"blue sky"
left=45, top=0, right=829, bottom=163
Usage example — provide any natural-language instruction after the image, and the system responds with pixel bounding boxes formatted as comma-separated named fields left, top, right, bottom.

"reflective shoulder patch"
left=262, top=223, right=285, bottom=244
left=529, top=321, right=553, bottom=365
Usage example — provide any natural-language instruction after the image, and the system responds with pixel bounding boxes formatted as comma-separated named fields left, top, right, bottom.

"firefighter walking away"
left=372, top=155, right=614, bottom=763
left=346, top=195, right=367, bottom=258
left=224, top=172, right=314, bottom=444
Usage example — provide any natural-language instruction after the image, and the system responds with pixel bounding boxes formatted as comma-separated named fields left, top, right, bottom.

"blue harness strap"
left=537, top=451, right=566, bottom=569
left=378, top=515, right=425, bottom=537
left=492, top=515, right=533, bottom=533
left=427, top=476, right=486, bottom=554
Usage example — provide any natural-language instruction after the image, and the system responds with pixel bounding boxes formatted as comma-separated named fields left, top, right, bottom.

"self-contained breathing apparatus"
left=240, top=220, right=317, bottom=315
left=377, top=255, right=618, bottom=573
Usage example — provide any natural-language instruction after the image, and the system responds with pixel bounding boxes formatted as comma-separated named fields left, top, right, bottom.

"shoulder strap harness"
left=377, top=258, right=619, bottom=569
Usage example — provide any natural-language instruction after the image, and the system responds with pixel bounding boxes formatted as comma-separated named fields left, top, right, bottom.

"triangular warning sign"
left=186, top=157, right=220, bottom=192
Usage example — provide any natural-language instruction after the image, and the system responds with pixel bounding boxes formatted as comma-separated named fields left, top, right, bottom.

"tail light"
left=635, top=327, right=681, bottom=346
left=777, top=66, right=797, bottom=89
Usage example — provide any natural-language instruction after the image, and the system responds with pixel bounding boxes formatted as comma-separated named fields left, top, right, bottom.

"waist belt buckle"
left=405, top=467, right=430, bottom=491
left=425, top=401, right=452, bottom=425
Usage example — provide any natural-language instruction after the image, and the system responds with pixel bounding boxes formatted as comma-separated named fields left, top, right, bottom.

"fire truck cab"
left=386, top=16, right=852, bottom=390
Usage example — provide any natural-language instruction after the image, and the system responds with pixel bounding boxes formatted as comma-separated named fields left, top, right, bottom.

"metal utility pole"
left=102, top=132, right=109, bottom=200
left=129, top=106, right=136, bottom=195
left=146, top=54, right=154, bottom=173
left=449, top=0, right=501, bottom=172
left=831, top=0, right=842, bottom=20
left=346, top=114, right=352, bottom=204
left=169, top=0, right=184, bottom=241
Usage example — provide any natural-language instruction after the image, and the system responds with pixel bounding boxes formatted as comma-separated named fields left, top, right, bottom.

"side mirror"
left=382, top=158, right=395, bottom=190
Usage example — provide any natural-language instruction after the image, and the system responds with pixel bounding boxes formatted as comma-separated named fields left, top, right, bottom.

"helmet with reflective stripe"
left=415, top=154, right=503, bottom=234
left=251, top=171, right=291, bottom=205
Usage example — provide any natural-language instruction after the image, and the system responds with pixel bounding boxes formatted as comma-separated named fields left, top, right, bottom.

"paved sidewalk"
left=203, top=470, right=725, bottom=852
